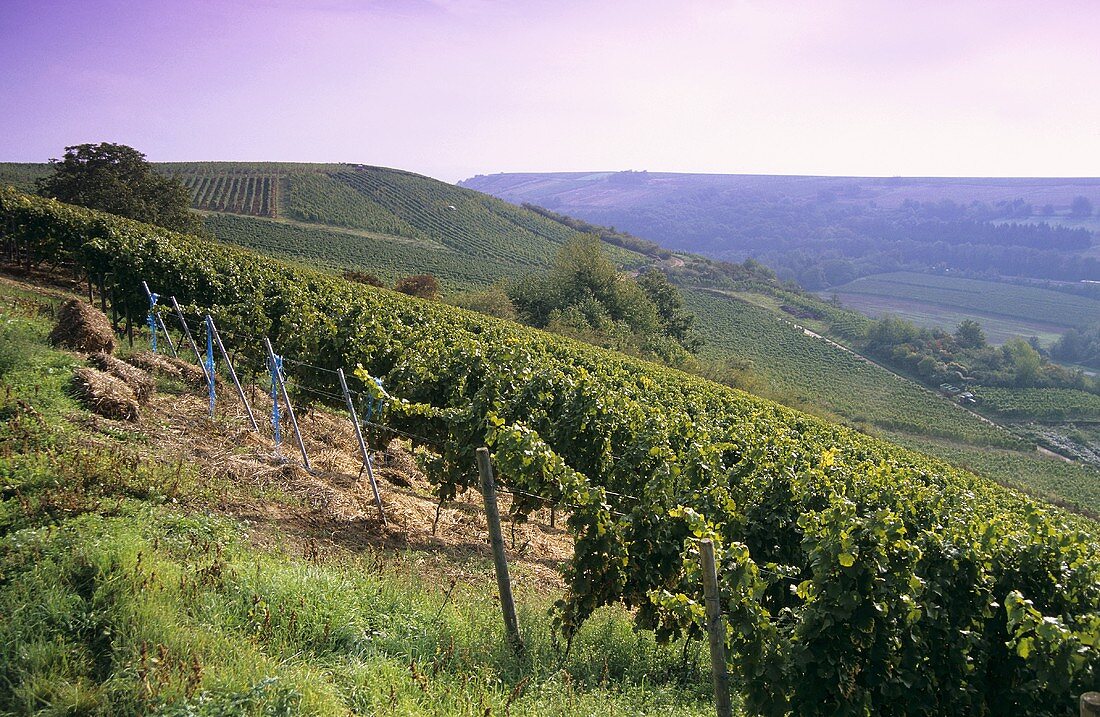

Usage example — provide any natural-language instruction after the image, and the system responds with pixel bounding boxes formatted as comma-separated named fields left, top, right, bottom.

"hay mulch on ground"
left=126, top=350, right=210, bottom=387
left=88, top=352, right=155, bottom=403
left=71, top=366, right=139, bottom=421
left=49, top=299, right=115, bottom=354
left=140, top=387, right=573, bottom=588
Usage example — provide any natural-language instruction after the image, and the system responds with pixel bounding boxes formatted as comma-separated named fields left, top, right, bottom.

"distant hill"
left=460, top=171, right=1100, bottom=289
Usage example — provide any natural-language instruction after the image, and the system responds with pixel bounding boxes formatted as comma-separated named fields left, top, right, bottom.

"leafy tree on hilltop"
left=36, top=143, right=202, bottom=234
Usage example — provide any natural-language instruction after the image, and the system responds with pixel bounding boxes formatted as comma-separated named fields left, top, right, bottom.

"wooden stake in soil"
left=1082, top=692, right=1100, bottom=717
left=477, top=447, right=523, bottom=653
left=264, top=338, right=311, bottom=472
left=699, top=539, right=733, bottom=717
left=337, top=367, right=386, bottom=524
left=206, top=315, right=258, bottom=432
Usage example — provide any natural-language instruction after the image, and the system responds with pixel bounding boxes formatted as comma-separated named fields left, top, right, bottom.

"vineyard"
left=179, top=172, right=278, bottom=217
left=203, top=213, right=526, bottom=288
left=3, top=188, right=1099, bottom=715
left=683, top=289, right=1016, bottom=446
left=977, top=387, right=1100, bottom=421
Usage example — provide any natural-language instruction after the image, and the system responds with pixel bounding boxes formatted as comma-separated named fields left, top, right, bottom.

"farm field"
left=828, top=291, right=1067, bottom=346
left=976, top=386, right=1100, bottom=421
left=830, top=271, right=1100, bottom=331
left=204, top=213, right=515, bottom=289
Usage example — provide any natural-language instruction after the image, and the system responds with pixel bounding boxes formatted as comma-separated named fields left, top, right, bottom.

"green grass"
left=831, top=271, right=1100, bottom=333
left=0, top=281, right=720, bottom=717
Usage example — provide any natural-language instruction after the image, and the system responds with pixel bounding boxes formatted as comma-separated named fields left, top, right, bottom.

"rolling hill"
left=460, top=171, right=1100, bottom=292
left=5, top=160, right=1099, bottom=515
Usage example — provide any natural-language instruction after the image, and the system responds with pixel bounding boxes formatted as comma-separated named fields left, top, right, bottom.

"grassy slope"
left=0, top=278, right=717, bottom=716
left=684, top=289, right=1014, bottom=445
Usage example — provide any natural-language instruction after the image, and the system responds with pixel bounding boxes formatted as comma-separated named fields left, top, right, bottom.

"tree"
left=1004, top=338, right=1042, bottom=386
left=395, top=274, right=440, bottom=300
left=1070, top=196, right=1094, bottom=218
left=636, top=268, right=701, bottom=351
left=36, top=143, right=202, bottom=234
left=955, top=319, right=986, bottom=349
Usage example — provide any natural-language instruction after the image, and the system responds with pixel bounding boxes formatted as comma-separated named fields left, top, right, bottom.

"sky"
left=1, top=0, right=1098, bottom=183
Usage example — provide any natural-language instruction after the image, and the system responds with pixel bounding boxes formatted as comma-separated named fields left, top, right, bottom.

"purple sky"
left=2, top=0, right=1098, bottom=182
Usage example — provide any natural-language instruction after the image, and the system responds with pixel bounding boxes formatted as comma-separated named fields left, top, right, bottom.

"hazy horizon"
left=3, top=0, right=1099, bottom=183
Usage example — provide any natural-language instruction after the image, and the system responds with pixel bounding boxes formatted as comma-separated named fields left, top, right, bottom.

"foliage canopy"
left=36, top=143, right=202, bottom=234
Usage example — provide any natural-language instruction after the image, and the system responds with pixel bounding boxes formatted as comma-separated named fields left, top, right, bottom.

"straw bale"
left=89, top=352, right=155, bottom=403
left=49, top=299, right=115, bottom=354
left=71, top=366, right=139, bottom=421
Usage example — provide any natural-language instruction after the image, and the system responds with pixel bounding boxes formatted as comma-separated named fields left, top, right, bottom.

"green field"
left=829, top=291, right=1067, bottom=346
left=829, top=271, right=1100, bottom=337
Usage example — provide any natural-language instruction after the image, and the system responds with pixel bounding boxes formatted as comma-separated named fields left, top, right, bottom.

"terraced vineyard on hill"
left=3, top=189, right=1098, bottom=716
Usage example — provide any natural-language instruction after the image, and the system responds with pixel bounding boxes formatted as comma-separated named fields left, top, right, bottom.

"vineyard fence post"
left=142, top=281, right=177, bottom=357
left=207, top=315, right=258, bottom=432
left=269, top=351, right=283, bottom=454
left=171, top=296, right=208, bottom=382
left=205, top=316, right=216, bottom=418
left=700, top=539, right=733, bottom=717
left=337, top=367, right=386, bottom=524
left=477, top=447, right=523, bottom=653
left=1083, top=692, right=1100, bottom=717
left=264, top=338, right=311, bottom=472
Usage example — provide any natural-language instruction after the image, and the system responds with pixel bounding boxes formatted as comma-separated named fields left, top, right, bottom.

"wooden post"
left=207, top=315, right=258, bottom=432
left=170, top=296, right=208, bottom=382
left=337, top=368, right=386, bottom=524
left=699, top=539, right=733, bottom=717
left=477, top=447, right=522, bottom=652
left=1082, top=692, right=1100, bottom=717
left=264, top=338, right=311, bottom=472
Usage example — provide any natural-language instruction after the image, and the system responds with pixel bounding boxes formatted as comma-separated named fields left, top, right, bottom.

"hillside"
left=0, top=161, right=655, bottom=288
left=10, top=158, right=1098, bottom=517
left=2, top=189, right=1099, bottom=715
left=460, top=171, right=1100, bottom=291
